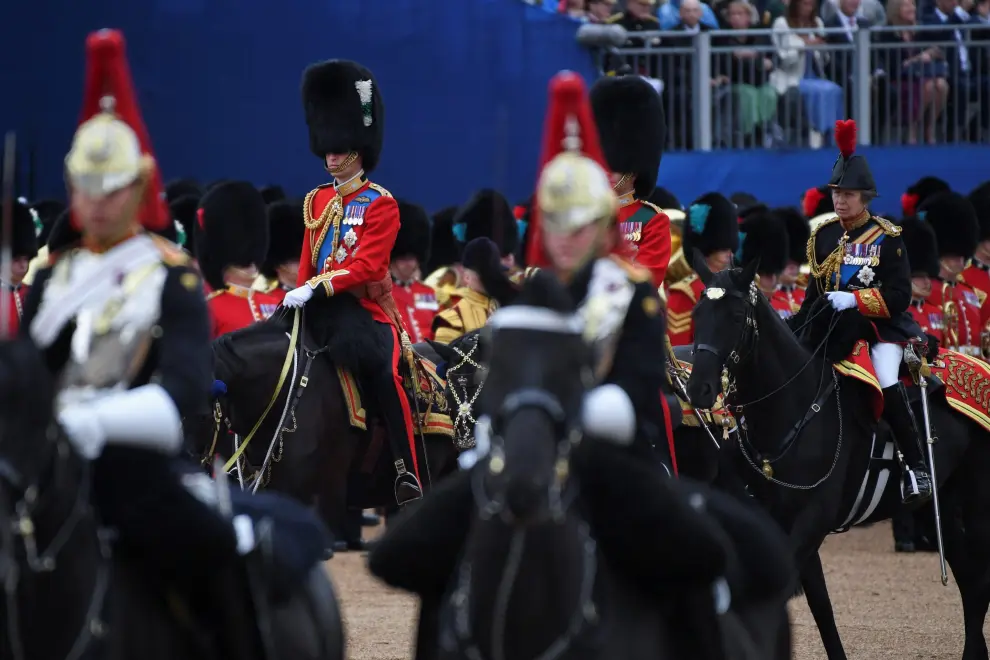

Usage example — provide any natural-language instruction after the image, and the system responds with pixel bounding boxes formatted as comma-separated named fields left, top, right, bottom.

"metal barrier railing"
left=586, top=23, right=989, bottom=150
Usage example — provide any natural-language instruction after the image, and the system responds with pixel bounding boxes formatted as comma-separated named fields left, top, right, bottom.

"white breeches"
left=870, top=342, right=904, bottom=389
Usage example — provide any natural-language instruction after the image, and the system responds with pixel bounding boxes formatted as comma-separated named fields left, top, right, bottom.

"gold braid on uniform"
left=806, top=217, right=841, bottom=290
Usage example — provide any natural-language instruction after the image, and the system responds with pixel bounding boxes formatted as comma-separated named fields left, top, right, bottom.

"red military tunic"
left=961, top=259, right=990, bottom=326
left=206, top=284, right=282, bottom=340
left=764, top=285, right=796, bottom=319
left=926, top=278, right=984, bottom=358
left=666, top=273, right=705, bottom=346
left=618, top=193, right=671, bottom=286
left=392, top=279, right=438, bottom=344
left=2, top=283, right=29, bottom=335
left=908, top=298, right=944, bottom=344
left=774, top=283, right=805, bottom=314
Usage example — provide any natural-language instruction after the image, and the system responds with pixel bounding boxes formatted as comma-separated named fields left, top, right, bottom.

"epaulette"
left=639, top=200, right=664, bottom=216
left=149, top=233, right=191, bottom=267
left=206, top=289, right=226, bottom=301
left=608, top=254, right=651, bottom=284
left=668, top=274, right=699, bottom=304
left=809, top=215, right=839, bottom=237
left=368, top=182, right=393, bottom=198
left=604, top=12, right=624, bottom=23
left=871, top=215, right=902, bottom=237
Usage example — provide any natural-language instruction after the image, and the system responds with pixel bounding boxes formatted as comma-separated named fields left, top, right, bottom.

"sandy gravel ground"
left=326, top=520, right=989, bottom=659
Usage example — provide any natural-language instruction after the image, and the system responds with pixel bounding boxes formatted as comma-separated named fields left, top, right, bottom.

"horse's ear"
left=427, top=339, right=455, bottom=364
left=737, top=257, right=760, bottom=290
left=692, top=249, right=714, bottom=287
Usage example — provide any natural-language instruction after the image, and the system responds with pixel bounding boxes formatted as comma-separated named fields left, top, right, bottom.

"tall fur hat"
left=393, top=200, right=431, bottom=267
left=455, top=189, right=519, bottom=258
left=261, top=199, right=304, bottom=280
left=589, top=75, right=665, bottom=199
left=772, top=207, right=810, bottom=265
left=899, top=217, right=940, bottom=278
left=195, top=181, right=269, bottom=291
left=462, top=238, right=517, bottom=306
left=426, top=206, right=461, bottom=274
left=301, top=60, right=384, bottom=173
left=649, top=186, right=682, bottom=211
left=738, top=211, right=789, bottom=276
left=30, top=199, right=66, bottom=246
left=170, top=194, right=200, bottom=255
left=801, top=185, right=833, bottom=219
left=259, top=185, right=287, bottom=205
left=967, top=181, right=990, bottom=242
left=12, top=200, right=38, bottom=260
left=683, top=192, right=739, bottom=258
left=731, top=192, right=768, bottom=220
left=47, top=209, right=81, bottom=257
left=902, top=176, right=950, bottom=218
left=165, top=178, right=202, bottom=204
left=919, top=191, right=979, bottom=260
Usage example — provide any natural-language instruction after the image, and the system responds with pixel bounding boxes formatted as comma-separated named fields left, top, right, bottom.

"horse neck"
left=732, top=300, right=822, bottom=439
left=7, top=445, right=106, bottom=658
left=460, top=514, right=590, bottom=660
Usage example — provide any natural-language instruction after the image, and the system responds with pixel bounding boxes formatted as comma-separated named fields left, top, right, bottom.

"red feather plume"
left=802, top=187, right=825, bottom=219
left=901, top=192, right=920, bottom=218
left=72, top=29, right=169, bottom=232
left=834, top=119, right=857, bottom=159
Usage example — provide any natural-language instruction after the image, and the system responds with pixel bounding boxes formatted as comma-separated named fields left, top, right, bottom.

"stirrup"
left=900, top=468, right=932, bottom=503
left=394, top=473, right=423, bottom=506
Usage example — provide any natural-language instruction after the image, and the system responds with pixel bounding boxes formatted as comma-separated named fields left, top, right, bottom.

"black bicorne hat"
left=261, top=199, right=305, bottom=279
left=827, top=120, right=876, bottom=194
left=738, top=210, right=789, bottom=276
left=919, top=191, right=979, bottom=260
left=899, top=217, right=941, bottom=278
left=589, top=74, right=666, bottom=199
left=393, top=199, right=432, bottom=267
left=683, top=192, right=739, bottom=258
left=195, top=181, right=269, bottom=291
left=301, top=60, right=385, bottom=173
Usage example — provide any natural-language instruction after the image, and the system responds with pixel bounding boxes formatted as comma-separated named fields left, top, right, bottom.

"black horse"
left=372, top=277, right=795, bottom=660
left=185, top=303, right=461, bottom=546
left=0, top=338, right=343, bottom=660
left=686, top=257, right=990, bottom=660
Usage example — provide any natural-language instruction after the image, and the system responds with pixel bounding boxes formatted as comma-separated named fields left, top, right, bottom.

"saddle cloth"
left=336, top=353, right=454, bottom=438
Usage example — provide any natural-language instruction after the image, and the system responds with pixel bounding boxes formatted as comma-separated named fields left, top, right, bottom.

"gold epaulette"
left=640, top=200, right=663, bottom=216
left=368, top=182, right=393, bottom=198
left=252, top=274, right=278, bottom=293
left=608, top=254, right=651, bottom=284
left=206, top=289, right=226, bottom=301
left=149, top=233, right=191, bottom=267
left=605, top=12, right=624, bottom=23
left=871, top=215, right=902, bottom=237
left=668, top=274, right=699, bottom=304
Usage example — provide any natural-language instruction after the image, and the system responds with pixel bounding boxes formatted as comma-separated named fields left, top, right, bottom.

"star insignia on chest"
left=335, top=246, right=348, bottom=263
left=343, top=228, right=358, bottom=249
left=857, top=265, right=876, bottom=286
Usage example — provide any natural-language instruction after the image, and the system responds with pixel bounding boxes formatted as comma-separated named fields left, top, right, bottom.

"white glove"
left=57, top=404, right=107, bottom=460
left=283, top=285, right=314, bottom=308
left=826, top=291, right=857, bottom=311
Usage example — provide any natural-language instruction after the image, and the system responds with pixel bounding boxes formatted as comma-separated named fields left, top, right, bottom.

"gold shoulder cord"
left=807, top=218, right=845, bottom=292
left=305, top=189, right=344, bottom=269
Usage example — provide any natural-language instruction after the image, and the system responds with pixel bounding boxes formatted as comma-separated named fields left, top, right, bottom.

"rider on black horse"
left=281, top=59, right=424, bottom=506
left=789, top=119, right=933, bottom=504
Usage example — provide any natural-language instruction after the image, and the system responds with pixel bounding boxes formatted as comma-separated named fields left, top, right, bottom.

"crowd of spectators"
left=549, top=0, right=990, bottom=148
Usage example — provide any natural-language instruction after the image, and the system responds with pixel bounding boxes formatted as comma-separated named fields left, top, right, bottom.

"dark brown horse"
left=185, top=304, right=461, bottom=549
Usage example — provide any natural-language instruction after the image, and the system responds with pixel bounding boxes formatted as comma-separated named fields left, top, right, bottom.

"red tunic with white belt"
left=1, top=283, right=29, bottom=335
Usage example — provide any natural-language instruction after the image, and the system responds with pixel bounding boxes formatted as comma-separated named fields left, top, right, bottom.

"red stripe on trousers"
left=659, top=391, right=678, bottom=476
left=388, top=323, right=421, bottom=481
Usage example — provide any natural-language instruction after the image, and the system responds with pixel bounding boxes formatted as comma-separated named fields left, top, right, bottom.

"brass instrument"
left=942, top=281, right=960, bottom=352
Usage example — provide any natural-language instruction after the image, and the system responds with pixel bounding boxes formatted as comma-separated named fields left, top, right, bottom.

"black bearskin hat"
left=47, top=209, right=81, bottom=256
left=165, top=178, right=202, bottom=204
left=967, top=181, right=990, bottom=242
left=589, top=75, right=666, bottom=199
left=426, top=206, right=461, bottom=274
left=919, top=191, right=979, bottom=260
left=455, top=189, right=519, bottom=258
left=301, top=60, right=385, bottom=173
left=259, top=185, right=287, bottom=205
left=261, top=199, right=304, bottom=280
left=151, top=219, right=178, bottom=244
left=170, top=195, right=200, bottom=255
left=738, top=211, right=789, bottom=276
left=683, top=192, right=739, bottom=258
left=393, top=200, right=431, bottom=267
left=902, top=176, right=950, bottom=218
left=899, top=217, right=940, bottom=278
left=30, top=199, right=65, bottom=246
left=802, top=186, right=834, bottom=219
left=731, top=192, right=768, bottom=221
left=827, top=120, right=876, bottom=193
left=772, top=207, right=810, bottom=265
left=195, top=181, right=269, bottom=291
left=12, top=200, right=38, bottom=260
left=462, top=237, right=517, bottom=306
left=649, top=186, right=682, bottom=211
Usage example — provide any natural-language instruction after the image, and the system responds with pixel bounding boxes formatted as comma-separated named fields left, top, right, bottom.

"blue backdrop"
left=2, top=0, right=988, bottom=214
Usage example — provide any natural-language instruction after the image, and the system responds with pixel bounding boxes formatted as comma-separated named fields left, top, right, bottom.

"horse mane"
left=212, top=315, right=292, bottom=382
left=710, top=268, right=809, bottom=359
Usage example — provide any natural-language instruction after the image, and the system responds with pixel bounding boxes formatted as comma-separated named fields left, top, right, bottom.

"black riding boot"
left=881, top=383, right=932, bottom=504
left=370, top=368, right=423, bottom=506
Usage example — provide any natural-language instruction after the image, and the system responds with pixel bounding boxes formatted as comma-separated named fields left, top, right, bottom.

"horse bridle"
left=449, top=387, right=600, bottom=660
left=0, top=431, right=111, bottom=660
